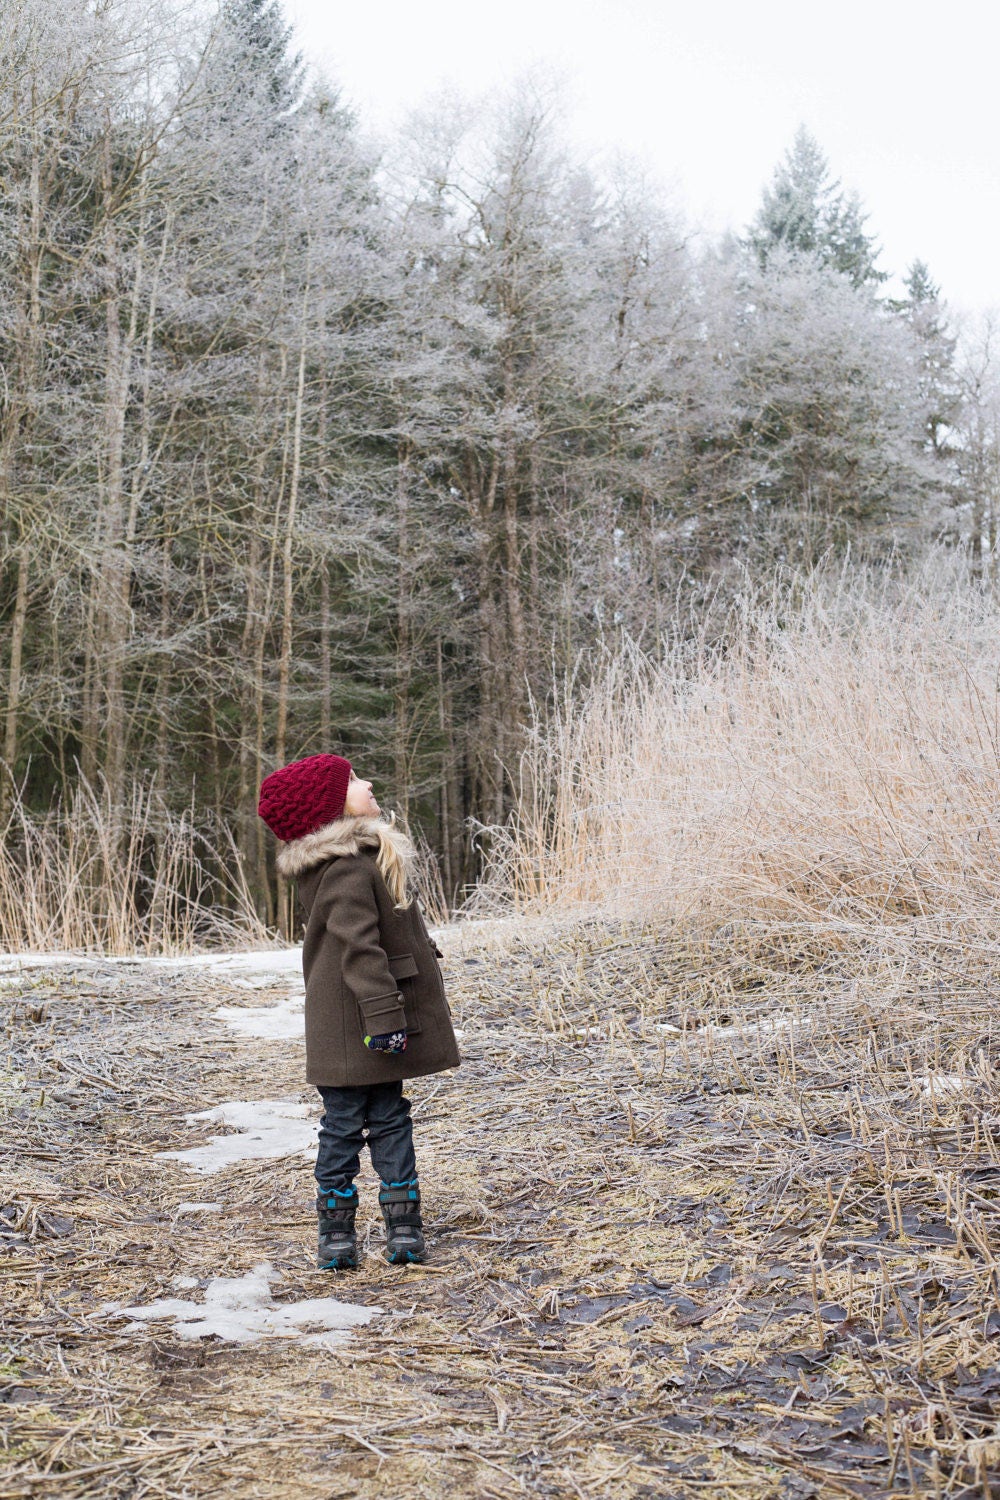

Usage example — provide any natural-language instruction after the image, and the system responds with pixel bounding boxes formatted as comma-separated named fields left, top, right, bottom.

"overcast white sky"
left=283, top=0, right=998, bottom=316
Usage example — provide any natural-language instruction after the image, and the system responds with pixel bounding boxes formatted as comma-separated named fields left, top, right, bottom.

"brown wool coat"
left=277, top=816, right=461, bottom=1088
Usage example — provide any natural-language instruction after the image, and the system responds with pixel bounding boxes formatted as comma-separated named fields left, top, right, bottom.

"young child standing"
left=257, top=753, right=461, bottom=1269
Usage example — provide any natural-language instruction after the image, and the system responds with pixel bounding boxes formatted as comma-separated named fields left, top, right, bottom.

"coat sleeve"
left=319, top=857, right=407, bottom=1036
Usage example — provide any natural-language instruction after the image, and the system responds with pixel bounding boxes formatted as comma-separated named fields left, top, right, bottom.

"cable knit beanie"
left=257, top=754, right=353, bottom=843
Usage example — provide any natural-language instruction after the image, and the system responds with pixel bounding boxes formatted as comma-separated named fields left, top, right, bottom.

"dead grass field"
left=475, top=558, right=1000, bottom=941
left=4, top=917, right=1000, bottom=1498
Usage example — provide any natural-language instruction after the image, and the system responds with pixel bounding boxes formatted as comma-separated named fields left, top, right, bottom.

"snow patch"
left=107, top=1263, right=378, bottom=1346
left=156, top=1098, right=316, bottom=1174
left=215, top=994, right=304, bottom=1039
left=173, top=1202, right=222, bottom=1216
left=200, top=950, right=306, bottom=1039
left=917, top=1073, right=967, bottom=1098
left=174, top=949, right=305, bottom=985
left=701, top=1014, right=811, bottom=1041
left=0, top=932, right=466, bottom=977
left=653, top=1015, right=808, bottom=1039
left=0, top=946, right=300, bottom=976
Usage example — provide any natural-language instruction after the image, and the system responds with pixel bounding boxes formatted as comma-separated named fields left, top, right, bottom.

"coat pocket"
left=387, top=953, right=419, bottom=981
left=357, top=992, right=406, bottom=1040
left=386, top=953, right=423, bottom=1034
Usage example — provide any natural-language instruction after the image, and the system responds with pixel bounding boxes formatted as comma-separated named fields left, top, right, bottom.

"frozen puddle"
left=156, top=1098, right=317, bottom=1173
left=106, top=1263, right=378, bottom=1346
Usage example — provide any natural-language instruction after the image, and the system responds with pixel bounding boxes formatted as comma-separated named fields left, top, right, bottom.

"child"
left=257, top=753, right=461, bottom=1268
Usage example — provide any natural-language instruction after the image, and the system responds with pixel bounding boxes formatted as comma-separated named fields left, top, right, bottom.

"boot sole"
left=318, top=1255, right=358, bottom=1270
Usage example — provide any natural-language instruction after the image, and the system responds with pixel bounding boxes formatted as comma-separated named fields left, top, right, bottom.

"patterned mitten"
left=364, top=1030, right=407, bottom=1054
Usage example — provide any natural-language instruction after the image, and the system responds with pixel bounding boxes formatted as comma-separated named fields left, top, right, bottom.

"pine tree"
left=214, top=0, right=304, bottom=130
left=749, top=127, right=884, bottom=289
left=893, top=259, right=958, bottom=459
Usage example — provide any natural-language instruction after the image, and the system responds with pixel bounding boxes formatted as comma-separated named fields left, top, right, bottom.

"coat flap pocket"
left=357, top=993, right=406, bottom=1035
left=387, top=952, right=419, bottom=981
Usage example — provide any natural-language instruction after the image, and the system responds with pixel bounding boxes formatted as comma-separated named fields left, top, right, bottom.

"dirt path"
left=3, top=920, right=1000, bottom=1497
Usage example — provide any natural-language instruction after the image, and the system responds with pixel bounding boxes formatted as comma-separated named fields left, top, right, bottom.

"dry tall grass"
left=0, top=773, right=272, bottom=954
left=473, top=551, right=1000, bottom=938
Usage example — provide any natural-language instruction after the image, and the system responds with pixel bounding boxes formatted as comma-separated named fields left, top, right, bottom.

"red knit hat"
left=257, top=754, right=353, bottom=842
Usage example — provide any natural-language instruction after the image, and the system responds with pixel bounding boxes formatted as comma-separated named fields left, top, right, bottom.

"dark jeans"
left=315, top=1081, right=417, bottom=1195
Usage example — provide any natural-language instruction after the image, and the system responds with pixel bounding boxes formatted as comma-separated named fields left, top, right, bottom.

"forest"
left=0, top=0, right=997, bottom=940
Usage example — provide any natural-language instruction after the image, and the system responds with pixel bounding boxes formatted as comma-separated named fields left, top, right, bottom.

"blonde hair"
left=374, top=816, right=414, bottom=909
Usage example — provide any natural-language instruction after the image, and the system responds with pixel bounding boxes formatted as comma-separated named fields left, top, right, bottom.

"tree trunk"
left=395, top=438, right=412, bottom=816
left=91, top=146, right=146, bottom=809
left=501, top=436, right=527, bottom=798
left=320, top=564, right=332, bottom=745
left=238, top=354, right=268, bottom=910
left=1, top=548, right=29, bottom=815
left=317, top=369, right=332, bottom=746
left=467, top=448, right=504, bottom=828
left=435, top=635, right=451, bottom=898
left=254, top=426, right=284, bottom=928
left=275, top=276, right=309, bottom=770
left=0, top=112, right=46, bottom=818
left=154, top=528, right=172, bottom=793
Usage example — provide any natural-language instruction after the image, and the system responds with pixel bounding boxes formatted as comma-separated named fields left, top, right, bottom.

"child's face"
left=344, top=769, right=381, bottom=818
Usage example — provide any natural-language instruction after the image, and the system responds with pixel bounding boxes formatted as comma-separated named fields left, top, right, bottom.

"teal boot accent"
left=378, top=1179, right=425, bottom=1264
left=317, top=1186, right=358, bottom=1270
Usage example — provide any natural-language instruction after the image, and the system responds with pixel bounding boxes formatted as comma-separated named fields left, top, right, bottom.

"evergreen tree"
left=892, top=259, right=959, bottom=459
left=214, top=0, right=304, bottom=130
left=722, top=251, right=934, bottom=562
left=749, top=127, right=884, bottom=289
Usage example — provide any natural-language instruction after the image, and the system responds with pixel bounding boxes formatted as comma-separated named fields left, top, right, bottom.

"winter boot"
left=378, top=1179, right=425, bottom=1264
left=316, top=1185, right=358, bottom=1270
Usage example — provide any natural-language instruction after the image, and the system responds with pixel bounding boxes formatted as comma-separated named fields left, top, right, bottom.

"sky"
left=281, top=0, right=999, bottom=318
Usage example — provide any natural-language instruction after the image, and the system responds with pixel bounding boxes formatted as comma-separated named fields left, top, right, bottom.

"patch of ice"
left=0, top=947, right=301, bottom=976
left=0, top=921, right=519, bottom=976
left=161, top=949, right=303, bottom=983
left=156, top=1098, right=316, bottom=1174
left=107, top=1262, right=378, bottom=1346
left=174, top=1202, right=222, bottom=1215
left=917, top=1073, right=967, bottom=1098
left=655, top=1022, right=683, bottom=1034
left=702, top=1014, right=811, bottom=1040
left=215, top=994, right=304, bottom=1039
left=201, top=950, right=305, bottom=1041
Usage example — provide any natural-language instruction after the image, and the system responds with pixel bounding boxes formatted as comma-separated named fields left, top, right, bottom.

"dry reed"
left=472, top=550, right=1000, bottom=945
left=0, top=772, right=271, bottom=954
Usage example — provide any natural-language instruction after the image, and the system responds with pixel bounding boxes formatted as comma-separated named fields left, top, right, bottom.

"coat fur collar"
left=276, top=814, right=415, bottom=880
